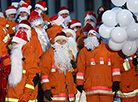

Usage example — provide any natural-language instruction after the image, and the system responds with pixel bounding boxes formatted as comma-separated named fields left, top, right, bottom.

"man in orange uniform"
left=34, top=1, right=50, bottom=22
left=76, top=28, right=121, bottom=102
left=30, top=11, right=51, bottom=57
left=117, top=53, right=138, bottom=102
left=41, top=32, right=77, bottom=102
left=47, top=15, right=65, bottom=44
left=5, top=30, right=40, bottom=102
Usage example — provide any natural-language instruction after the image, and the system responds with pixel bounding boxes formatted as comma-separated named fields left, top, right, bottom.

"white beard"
left=84, top=21, right=96, bottom=28
left=18, top=16, right=28, bottom=23
left=35, top=27, right=51, bottom=52
left=64, top=15, right=71, bottom=27
left=53, top=42, right=72, bottom=74
left=67, top=37, right=78, bottom=60
left=84, top=36, right=99, bottom=51
left=8, top=44, right=23, bottom=87
left=25, top=30, right=31, bottom=41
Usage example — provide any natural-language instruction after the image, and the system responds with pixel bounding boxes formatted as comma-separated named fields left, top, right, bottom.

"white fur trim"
left=70, top=23, right=81, bottom=28
left=6, top=9, right=16, bottom=15
left=85, top=15, right=96, bottom=23
left=55, top=36, right=67, bottom=42
left=12, top=36, right=27, bottom=45
left=19, top=7, right=30, bottom=15
left=19, top=0, right=27, bottom=6
left=88, top=30, right=100, bottom=39
left=35, top=4, right=47, bottom=11
left=62, top=28, right=76, bottom=39
left=51, top=16, right=65, bottom=26
left=11, top=2, right=19, bottom=8
left=58, top=10, right=69, bottom=15
left=18, top=24, right=31, bottom=30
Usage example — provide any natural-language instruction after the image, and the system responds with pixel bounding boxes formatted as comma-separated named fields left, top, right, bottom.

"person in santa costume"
left=5, top=6, right=17, bottom=21
left=5, top=30, right=40, bottom=102
left=19, top=0, right=31, bottom=7
left=34, top=1, right=50, bottom=23
left=76, top=28, right=121, bottom=102
left=70, top=19, right=81, bottom=32
left=30, top=11, right=51, bottom=55
left=47, top=15, right=65, bottom=44
left=40, top=31, right=77, bottom=102
left=58, top=6, right=71, bottom=28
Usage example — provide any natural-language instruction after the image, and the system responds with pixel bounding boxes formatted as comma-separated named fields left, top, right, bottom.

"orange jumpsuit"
left=47, top=25, right=63, bottom=44
left=117, top=54, right=138, bottom=102
left=5, top=42, right=40, bottom=102
left=76, top=43, right=121, bottom=102
left=40, top=47, right=77, bottom=102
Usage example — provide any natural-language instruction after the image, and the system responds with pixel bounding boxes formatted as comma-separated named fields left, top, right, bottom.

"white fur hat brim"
left=58, top=10, right=69, bottom=15
left=18, top=24, right=31, bottom=30
left=85, top=15, right=97, bottom=23
left=6, top=9, right=16, bottom=15
left=54, top=36, right=67, bottom=42
left=70, top=22, right=81, bottom=28
left=62, top=28, right=76, bottom=39
left=51, top=16, right=65, bottom=26
left=35, top=4, right=47, bottom=11
left=18, top=7, right=30, bottom=15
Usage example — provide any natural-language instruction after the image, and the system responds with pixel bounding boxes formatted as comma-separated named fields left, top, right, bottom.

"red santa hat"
left=85, top=11, right=97, bottom=23
left=54, top=31, right=67, bottom=42
left=12, top=30, right=28, bottom=44
left=70, top=19, right=81, bottom=28
left=50, top=15, right=65, bottom=26
left=62, top=28, right=76, bottom=39
left=11, top=0, right=19, bottom=8
left=18, top=4, right=32, bottom=15
left=35, top=1, right=47, bottom=11
left=58, top=6, right=69, bottom=15
left=83, top=23, right=93, bottom=32
left=5, top=6, right=17, bottom=16
left=19, top=0, right=31, bottom=6
left=88, top=28, right=100, bottom=39
left=18, top=20, right=31, bottom=30
left=30, top=10, right=43, bottom=27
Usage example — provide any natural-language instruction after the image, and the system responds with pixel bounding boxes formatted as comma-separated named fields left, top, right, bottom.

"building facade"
left=0, top=0, right=114, bottom=24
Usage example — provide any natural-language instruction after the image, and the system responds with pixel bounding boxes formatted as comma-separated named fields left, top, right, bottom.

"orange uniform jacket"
left=117, top=54, right=138, bottom=102
left=41, top=13, right=50, bottom=22
left=40, top=47, right=77, bottom=102
left=76, top=43, right=121, bottom=96
left=30, top=28, right=44, bottom=58
left=47, top=25, right=63, bottom=44
left=5, top=42, right=40, bottom=102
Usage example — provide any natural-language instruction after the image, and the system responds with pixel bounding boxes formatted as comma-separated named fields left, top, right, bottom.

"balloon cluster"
left=99, top=0, right=138, bottom=56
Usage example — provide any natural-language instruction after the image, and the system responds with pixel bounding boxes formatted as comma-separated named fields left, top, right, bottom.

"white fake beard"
left=34, top=9, right=43, bottom=16
left=53, top=42, right=72, bottom=74
left=84, top=21, right=96, bottom=28
left=8, top=44, right=23, bottom=87
left=25, top=30, right=31, bottom=41
left=35, top=27, right=51, bottom=52
left=67, top=37, right=78, bottom=60
left=18, top=16, right=28, bottom=23
left=74, top=28, right=78, bottom=32
left=84, top=36, right=99, bottom=51
left=64, top=16, right=71, bottom=27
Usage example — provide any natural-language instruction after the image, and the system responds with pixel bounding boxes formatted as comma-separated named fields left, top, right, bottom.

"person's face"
left=89, top=33, right=96, bottom=37
left=20, top=11, right=28, bottom=17
left=12, top=42, right=18, bottom=47
left=19, top=27, right=28, bottom=31
left=60, top=13, right=69, bottom=18
left=86, top=19, right=94, bottom=23
left=7, top=13, right=16, bottom=21
left=66, top=32, right=73, bottom=38
left=36, top=24, right=43, bottom=28
left=56, top=39, right=67, bottom=45
left=72, top=26, right=81, bottom=30
left=35, top=7, right=43, bottom=12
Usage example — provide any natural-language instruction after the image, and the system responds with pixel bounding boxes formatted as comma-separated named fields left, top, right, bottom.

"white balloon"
left=108, top=39, right=126, bottom=51
left=102, top=10, right=117, bottom=27
left=122, top=40, right=137, bottom=56
left=136, top=38, right=138, bottom=48
left=127, top=0, right=138, bottom=13
left=126, top=23, right=138, bottom=39
left=116, top=9, right=133, bottom=27
left=99, top=24, right=114, bottom=38
left=111, top=7, right=122, bottom=14
left=110, top=27, right=128, bottom=43
left=111, top=0, right=128, bottom=6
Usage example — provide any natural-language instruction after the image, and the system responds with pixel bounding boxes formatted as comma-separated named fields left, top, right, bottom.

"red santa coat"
left=76, top=43, right=121, bottom=96
left=5, top=42, right=40, bottom=102
left=40, top=47, right=77, bottom=102
left=117, top=54, right=138, bottom=102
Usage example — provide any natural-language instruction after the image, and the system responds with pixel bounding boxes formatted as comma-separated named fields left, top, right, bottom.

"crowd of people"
left=0, top=0, right=138, bottom=102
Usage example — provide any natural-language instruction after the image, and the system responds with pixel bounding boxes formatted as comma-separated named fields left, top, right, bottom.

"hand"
left=112, top=81, right=120, bottom=92
left=33, top=73, right=40, bottom=87
left=71, top=60, right=77, bottom=69
left=44, top=90, right=53, bottom=101
left=76, top=85, right=83, bottom=93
